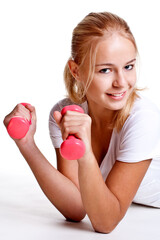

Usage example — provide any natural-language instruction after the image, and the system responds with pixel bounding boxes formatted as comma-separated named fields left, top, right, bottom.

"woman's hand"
left=53, top=110, right=93, bottom=159
left=3, top=103, right=36, bottom=144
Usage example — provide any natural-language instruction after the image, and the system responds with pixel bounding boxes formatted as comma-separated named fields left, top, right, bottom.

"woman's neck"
left=87, top=100, right=117, bottom=130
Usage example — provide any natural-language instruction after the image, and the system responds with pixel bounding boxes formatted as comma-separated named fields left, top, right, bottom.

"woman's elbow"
left=93, top=225, right=115, bottom=234
left=66, top=214, right=86, bottom=222
left=92, top=219, right=119, bottom=234
left=65, top=210, right=86, bottom=222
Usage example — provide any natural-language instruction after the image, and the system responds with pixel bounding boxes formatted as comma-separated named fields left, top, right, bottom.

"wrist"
left=15, top=136, right=35, bottom=149
left=77, top=150, right=96, bottom=166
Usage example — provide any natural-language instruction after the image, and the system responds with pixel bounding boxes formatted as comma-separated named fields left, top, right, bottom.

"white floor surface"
left=1, top=172, right=160, bottom=240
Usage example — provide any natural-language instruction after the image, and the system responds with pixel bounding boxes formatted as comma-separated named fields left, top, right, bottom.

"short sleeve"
left=116, top=110, right=160, bottom=162
left=49, top=102, right=63, bottom=148
left=49, top=98, right=88, bottom=148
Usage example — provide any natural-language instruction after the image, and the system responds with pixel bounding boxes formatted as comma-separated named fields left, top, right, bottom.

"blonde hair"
left=64, top=12, right=142, bottom=132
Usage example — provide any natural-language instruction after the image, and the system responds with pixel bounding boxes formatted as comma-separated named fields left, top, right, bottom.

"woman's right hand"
left=3, top=103, right=37, bottom=144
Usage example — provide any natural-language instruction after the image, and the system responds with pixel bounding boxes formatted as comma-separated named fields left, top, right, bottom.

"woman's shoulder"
left=131, top=92, right=160, bottom=115
left=122, top=92, right=160, bottom=132
left=116, top=92, right=160, bottom=162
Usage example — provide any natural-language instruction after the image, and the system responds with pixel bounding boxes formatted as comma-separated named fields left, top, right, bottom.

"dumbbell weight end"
left=7, top=103, right=31, bottom=139
left=60, top=135, right=85, bottom=160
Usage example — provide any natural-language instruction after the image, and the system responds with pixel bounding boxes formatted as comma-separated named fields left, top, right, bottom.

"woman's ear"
left=68, top=60, right=81, bottom=81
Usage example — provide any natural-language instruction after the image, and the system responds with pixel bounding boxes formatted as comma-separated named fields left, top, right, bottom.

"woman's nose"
left=113, top=71, right=126, bottom=88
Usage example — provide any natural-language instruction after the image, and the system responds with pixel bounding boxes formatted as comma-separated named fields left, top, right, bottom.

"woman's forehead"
left=95, top=34, right=136, bottom=65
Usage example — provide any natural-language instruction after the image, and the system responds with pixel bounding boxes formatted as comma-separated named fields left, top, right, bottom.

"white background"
left=1, top=0, right=160, bottom=176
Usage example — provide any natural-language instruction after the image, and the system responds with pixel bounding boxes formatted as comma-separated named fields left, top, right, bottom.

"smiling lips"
left=106, top=91, right=126, bottom=100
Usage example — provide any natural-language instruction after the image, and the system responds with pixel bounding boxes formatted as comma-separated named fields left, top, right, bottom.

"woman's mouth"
left=106, top=91, right=126, bottom=100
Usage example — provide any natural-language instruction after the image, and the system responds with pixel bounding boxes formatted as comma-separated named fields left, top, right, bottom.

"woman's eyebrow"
left=95, top=58, right=136, bottom=67
left=126, top=58, right=136, bottom=64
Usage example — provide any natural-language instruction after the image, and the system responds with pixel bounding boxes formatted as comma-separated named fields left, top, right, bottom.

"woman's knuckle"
left=3, top=117, right=7, bottom=126
left=65, top=126, right=70, bottom=134
left=65, top=111, right=71, bottom=117
left=63, top=122, right=68, bottom=129
left=63, top=115, right=68, bottom=122
left=81, top=125, right=86, bottom=132
left=17, top=104, right=22, bottom=110
left=16, top=106, right=22, bottom=114
left=87, top=115, right=92, bottom=122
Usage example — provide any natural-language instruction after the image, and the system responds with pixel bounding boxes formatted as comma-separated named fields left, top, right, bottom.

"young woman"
left=4, top=12, right=160, bottom=233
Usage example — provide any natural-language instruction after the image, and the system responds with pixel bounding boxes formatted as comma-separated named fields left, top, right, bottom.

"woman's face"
left=80, top=34, right=137, bottom=111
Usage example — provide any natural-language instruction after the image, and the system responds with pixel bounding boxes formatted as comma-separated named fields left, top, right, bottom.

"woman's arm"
left=78, top=154, right=151, bottom=233
left=54, top=109, right=152, bottom=233
left=17, top=140, right=86, bottom=221
left=3, top=104, right=86, bottom=221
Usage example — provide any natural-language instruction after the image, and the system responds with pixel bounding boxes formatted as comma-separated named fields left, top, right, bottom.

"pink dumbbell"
left=7, top=103, right=31, bottom=139
left=60, top=105, right=86, bottom=160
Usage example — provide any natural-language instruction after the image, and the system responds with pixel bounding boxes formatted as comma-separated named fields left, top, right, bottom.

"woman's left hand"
left=53, top=110, right=93, bottom=159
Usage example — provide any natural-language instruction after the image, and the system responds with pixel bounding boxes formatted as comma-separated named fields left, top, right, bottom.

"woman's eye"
left=125, top=64, right=134, bottom=70
left=99, top=68, right=110, bottom=74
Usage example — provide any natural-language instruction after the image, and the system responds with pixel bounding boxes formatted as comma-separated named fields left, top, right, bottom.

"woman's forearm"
left=16, top=140, right=86, bottom=221
left=78, top=153, right=121, bottom=233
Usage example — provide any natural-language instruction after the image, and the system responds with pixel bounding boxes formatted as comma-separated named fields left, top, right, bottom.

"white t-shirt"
left=49, top=93, right=160, bottom=208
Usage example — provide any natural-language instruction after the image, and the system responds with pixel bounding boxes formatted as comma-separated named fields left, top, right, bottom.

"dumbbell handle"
left=7, top=103, right=31, bottom=139
left=60, top=105, right=86, bottom=160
